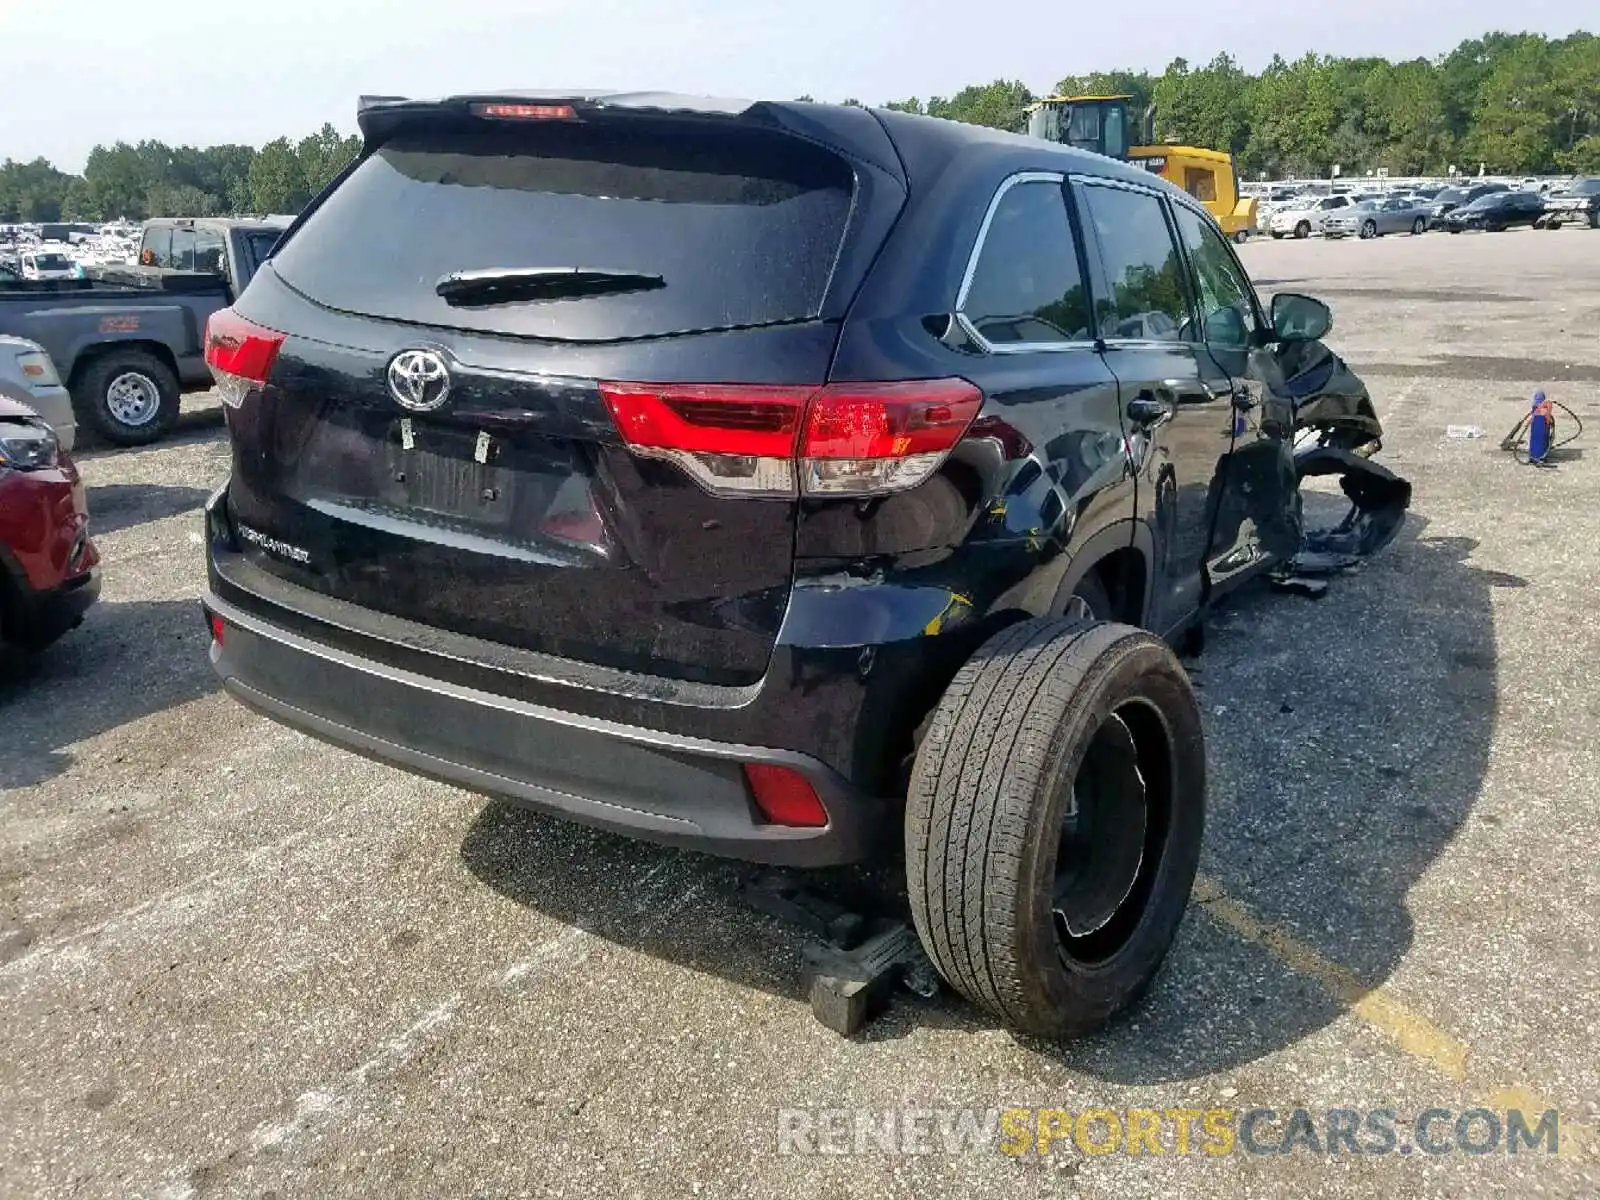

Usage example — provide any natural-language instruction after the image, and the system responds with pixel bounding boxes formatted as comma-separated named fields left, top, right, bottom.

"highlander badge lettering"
left=387, top=349, right=451, bottom=412
left=237, top=523, right=311, bottom=564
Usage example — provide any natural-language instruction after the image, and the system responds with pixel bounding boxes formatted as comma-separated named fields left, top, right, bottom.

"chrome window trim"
left=953, top=171, right=1099, bottom=355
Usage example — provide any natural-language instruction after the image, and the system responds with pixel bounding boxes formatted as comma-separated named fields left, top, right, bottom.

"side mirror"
left=1270, top=292, right=1332, bottom=342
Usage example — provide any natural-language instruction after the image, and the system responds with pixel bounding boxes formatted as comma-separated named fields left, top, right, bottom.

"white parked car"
left=1268, top=194, right=1353, bottom=239
left=19, top=250, right=83, bottom=281
left=0, top=335, right=75, bottom=451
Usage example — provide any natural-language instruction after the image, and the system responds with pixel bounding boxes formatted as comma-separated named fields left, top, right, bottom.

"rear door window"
left=958, top=176, right=1091, bottom=346
left=268, top=121, right=857, bottom=341
left=1076, top=183, right=1193, bottom=341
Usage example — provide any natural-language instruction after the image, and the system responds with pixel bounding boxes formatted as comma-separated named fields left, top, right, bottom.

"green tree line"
left=0, top=124, right=360, bottom=222
left=880, top=30, right=1600, bottom=178
left=3, top=30, right=1596, bottom=222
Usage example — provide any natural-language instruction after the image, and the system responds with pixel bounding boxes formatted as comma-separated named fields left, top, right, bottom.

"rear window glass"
left=269, top=121, right=856, bottom=341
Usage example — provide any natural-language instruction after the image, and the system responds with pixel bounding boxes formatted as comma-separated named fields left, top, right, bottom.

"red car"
left=0, top=397, right=99, bottom=651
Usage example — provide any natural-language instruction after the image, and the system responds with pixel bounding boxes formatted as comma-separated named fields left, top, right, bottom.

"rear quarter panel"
left=802, top=151, right=1140, bottom=791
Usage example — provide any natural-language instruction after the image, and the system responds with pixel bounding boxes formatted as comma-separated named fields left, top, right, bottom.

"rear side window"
left=960, top=178, right=1090, bottom=346
left=269, top=121, right=856, bottom=341
left=244, top=230, right=282, bottom=267
left=1077, top=184, right=1192, bottom=341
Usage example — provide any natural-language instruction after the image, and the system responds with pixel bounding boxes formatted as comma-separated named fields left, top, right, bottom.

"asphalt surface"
left=3, top=227, right=1599, bottom=1198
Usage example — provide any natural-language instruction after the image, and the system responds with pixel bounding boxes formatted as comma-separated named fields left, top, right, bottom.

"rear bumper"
left=202, top=589, right=880, bottom=866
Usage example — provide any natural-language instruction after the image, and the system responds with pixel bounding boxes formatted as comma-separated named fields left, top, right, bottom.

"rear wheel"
left=73, top=350, right=181, bottom=447
left=905, top=618, right=1206, bottom=1039
left=1062, top=573, right=1112, bottom=624
left=1232, top=229, right=1249, bottom=245
left=1411, top=217, right=1426, bottom=235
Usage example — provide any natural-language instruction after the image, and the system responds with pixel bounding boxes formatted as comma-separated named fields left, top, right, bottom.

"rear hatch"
left=222, top=97, right=903, bottom=685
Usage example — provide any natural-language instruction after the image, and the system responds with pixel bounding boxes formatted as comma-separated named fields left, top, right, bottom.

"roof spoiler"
left=356, top=91, right=760, bottom=144
left=351, top=91, right=907, bottom=182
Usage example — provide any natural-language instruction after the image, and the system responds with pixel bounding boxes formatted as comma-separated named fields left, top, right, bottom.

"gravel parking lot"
left=3, top=226, right=1599, bottom=1198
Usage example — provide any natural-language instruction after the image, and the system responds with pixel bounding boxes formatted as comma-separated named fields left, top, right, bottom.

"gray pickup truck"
left=0, top=218, right=286, bottom=446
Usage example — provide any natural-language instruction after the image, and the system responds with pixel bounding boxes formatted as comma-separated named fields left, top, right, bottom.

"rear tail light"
left=599, top=378, right=981, bottom=499
left=800, top=380, right=983, bottom=496
left=208, top=613, right=225, bottom=646
left=204, top=309, right=285, bottom=408
left=743, top=764, right=828, bottom=828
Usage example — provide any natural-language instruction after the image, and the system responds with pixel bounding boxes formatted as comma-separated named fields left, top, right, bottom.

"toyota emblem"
left=387, top=349, right=451, bottom=412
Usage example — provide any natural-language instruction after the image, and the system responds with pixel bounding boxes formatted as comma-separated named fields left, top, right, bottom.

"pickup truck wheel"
left=905, top=618, right=1205, bottom=1039
left=75, top=352, right=181, bottom=447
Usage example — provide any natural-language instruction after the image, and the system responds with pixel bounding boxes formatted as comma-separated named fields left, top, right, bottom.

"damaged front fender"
left=1236, top=338, right=1412, bottom=571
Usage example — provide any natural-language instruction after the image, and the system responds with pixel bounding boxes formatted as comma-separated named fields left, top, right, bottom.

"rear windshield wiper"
left=435, top=267, right=665, bottom=307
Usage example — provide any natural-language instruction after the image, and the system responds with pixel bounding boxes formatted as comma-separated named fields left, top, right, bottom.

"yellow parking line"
left=1190, top=872, right=1593, bottom=1158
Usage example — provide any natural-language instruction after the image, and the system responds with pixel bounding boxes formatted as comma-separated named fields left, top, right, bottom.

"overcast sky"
left=2, top=0, right=1593, bottom=172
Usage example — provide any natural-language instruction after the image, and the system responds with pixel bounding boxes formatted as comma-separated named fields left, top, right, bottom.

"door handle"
left=1127, top=395, right=1173, bottom=426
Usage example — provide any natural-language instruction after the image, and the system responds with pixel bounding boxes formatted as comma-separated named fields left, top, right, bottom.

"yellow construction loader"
left=1025, top=95, right=1258, bottom=241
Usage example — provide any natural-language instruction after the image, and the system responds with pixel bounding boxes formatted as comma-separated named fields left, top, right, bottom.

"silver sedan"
left=1323, top=197, right=1431, bottom=239
left=0, top=334, right=75, bottom=451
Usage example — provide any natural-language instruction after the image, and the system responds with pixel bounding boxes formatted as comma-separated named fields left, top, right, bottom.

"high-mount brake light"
left=599, top=378, right=982, bottom=500
left=204, top=309, right=285, bottom=409
left=471, top=102, right=577, bottom=121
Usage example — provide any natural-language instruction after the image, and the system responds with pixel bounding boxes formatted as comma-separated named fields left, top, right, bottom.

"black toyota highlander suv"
left=200, top=93, right=1406, bottom=1037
